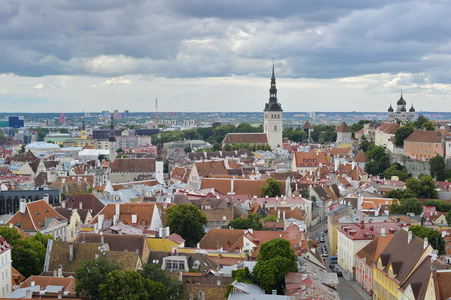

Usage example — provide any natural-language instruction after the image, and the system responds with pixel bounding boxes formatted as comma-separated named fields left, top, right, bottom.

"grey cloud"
left=0, top=0, right=451, bottom=87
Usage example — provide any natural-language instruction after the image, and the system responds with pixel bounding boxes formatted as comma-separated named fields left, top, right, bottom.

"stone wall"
left=405, top=160, right=430, bottom=178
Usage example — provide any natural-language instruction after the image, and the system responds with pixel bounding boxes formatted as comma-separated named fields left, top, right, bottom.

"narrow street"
left=307, top=220, right=371, bottom=300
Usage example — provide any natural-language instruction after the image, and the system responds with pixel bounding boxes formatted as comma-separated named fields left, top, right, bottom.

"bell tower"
left=263, top=61, right=283, bottom=150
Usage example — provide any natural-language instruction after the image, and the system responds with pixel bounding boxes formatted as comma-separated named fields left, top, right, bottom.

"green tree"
left=75, top=258, right=121, bottom=299
left=364, top=161, right=380, bottom=176
left=394, top=122, right=414, bottom=147
left=430, top=154, right=446, bottom=181
left=18, top=144, right=26, bottom=154
left=260, top=178, right=283, bottom=197
left=287, top=130, right=307, bottom=143
left=197, top=127, right=213, bottom=141
left=359, top=137, right=372, bottom=152
left=166, top=204, right=208, bottom=247
left=183, top=146, right=192, bottom=153
left=405, top=175, right=438, bottom=199
left=228, top=213, right=264, bottom=230
left=413, top=114, right=429, bottom=129
left=253, top=239, right=297, bottom=293
left=98, top=270, right=166, bottom=300
left=409, top=225, right=445, bottom=254
left=446, top=209, right=451, bottom=226
left=141, top=264, right=184, bottom=300
left=0, top=226, right=52, bottom=278
left=422, top=121, right=435, bottom=131
left=212, top=143, right=222, bottom=151
left=367, top=146, right=387, bottom=162
left=116, top=147, right=123, bottom=153
left=299, top=187, right=310, bottom=199
left=262, top=214, right=278, bottom=222
left=383, top=164, right=410, bottom=181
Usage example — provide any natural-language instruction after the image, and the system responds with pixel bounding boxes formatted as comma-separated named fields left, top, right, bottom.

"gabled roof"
left=20, top=275, right=76, bottom=293
left=302, top=120, right=313, bottom=130
left=110, top=158, right=155, bottom=173
left=8, top=200, right=67, bottom=231
left=377, top=123, right=400, bottom=134
left=293, top=151, right=329, bottom=168
left=222, top=133, right=268, bottom=144
left=400, top=256, right=431, bottom=299
left=74, top=233, right=147, bottom=258
left=199, top=228, right=244, bottom=250
left=356, top=235, right=394, bottom=266
left=355, top=150, right=370, bottom=163
left=90, top=202, right=171, bottom=227
left=337, top=122, right=352, bottom=133
left=375, top=230, right=429, bottom=283
left=404, top=130, right=443, bottom=143
left=432, top=270, right=451, bottom=300
left=194, top=160, right=228, bottom=177
left=47, top=240, right=140, bottom=272
left=66, top=193, right=105, bottom=216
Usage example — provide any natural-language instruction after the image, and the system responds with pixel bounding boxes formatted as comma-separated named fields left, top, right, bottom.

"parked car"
left=329, top=264, right=335, bottom=269
left=332, top=266, right=339, bottom=273
left=337, top=271, right=343, bottom=277
left=319, top=236, right=325, bottom=242
left=322, top=251, right=328, bottom=257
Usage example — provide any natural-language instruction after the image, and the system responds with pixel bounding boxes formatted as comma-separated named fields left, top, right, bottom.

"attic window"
left=44, top=209, right=49, bottom=213
left=35, top=211, right=40, bottom=215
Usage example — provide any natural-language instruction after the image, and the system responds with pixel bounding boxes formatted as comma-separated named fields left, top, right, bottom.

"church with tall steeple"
left=108, top=114, right=117, bottom=163
left=263, top=62, right=283, bottom=150
left=387, top=92, right=415, bottom=123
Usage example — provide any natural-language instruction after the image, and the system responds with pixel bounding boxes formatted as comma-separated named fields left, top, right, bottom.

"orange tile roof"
left=199, top=228, right=244, bottom=250
left=405, top=130, right=443, bottom=143
left=337, top=122, right=352, bottom=132
left=355, top=149, right=370, bottom=163
left=194, top=160, right=228, bottom=177
left=293, top=151, right=329, bottom=168
left=90, top=202, right=173, bottom=227
left=222, top=133, right=268, bottom=144
left=8, top=200, right=67, bottom=231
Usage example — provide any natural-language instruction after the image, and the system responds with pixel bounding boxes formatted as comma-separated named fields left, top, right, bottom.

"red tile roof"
left=337, top=122, right=352, bottom=132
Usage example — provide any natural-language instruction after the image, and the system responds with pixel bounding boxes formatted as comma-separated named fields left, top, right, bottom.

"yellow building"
left=327, top=207, right=366, bottom=255
left=432, top=213, right=451, bottom=231
left=373, top=230, right=433, bottom=300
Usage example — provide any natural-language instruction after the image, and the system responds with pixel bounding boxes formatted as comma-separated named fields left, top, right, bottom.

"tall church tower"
left=108, top=114, right=117, bottom=163
left=155, top=134, right=164, bottom=184
left=263, top=62, right=283, bottom=150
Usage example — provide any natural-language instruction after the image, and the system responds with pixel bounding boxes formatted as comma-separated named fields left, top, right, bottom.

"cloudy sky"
left=1, top=0, right=451, bottom=113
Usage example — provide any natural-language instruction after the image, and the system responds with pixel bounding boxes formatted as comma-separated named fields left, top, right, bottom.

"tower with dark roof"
left=108, top=114, right=117, bottom=163
left=263, top=62, right=283, bottom=150
left=387, top=92, right=415, bottom=123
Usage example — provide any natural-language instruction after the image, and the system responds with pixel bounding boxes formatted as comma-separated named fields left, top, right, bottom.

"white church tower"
left=263, top=62, right=283, bottom=150
left=108, top=114, right=117, bottom=163
left=155, top=134, right=164, bottom=184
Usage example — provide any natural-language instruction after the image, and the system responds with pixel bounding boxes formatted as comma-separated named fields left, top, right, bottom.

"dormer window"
left=35, top=211, right=39, bottom=215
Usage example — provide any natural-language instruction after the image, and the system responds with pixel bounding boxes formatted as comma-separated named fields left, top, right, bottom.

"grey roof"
left=8, top=286, right=40, bottom=298
left=231, top=281, right=264, bottom=294
left=46, top=285, right=65, bottom=293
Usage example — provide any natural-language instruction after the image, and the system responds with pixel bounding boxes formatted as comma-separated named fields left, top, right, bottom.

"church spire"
left=108, top=114, right=116, bottom=142
left=264, top=61, right=282, bottom=111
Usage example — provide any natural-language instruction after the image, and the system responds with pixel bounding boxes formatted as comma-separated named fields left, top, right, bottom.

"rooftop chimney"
left=19, top=198, right=26, bottom=214
left=424, top=237, right=428, bottom=249
left=58, top=264, right=63, bottom=277
left=408, top=231, right=413, bottom=244
left=79, top=202, right=83, bottom=210
left=381, top=228, right=386, bottom=237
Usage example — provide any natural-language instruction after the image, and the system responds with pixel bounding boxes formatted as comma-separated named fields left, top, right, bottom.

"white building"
left=0, top=236, right=12, bottom=298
